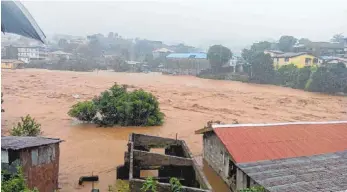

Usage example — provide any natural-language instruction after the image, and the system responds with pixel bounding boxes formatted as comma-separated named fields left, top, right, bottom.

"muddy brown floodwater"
left=2, top=69, right=347, bottom=191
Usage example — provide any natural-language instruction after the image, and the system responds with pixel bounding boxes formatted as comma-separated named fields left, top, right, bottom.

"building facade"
left=17, top=46, right=47, bottom=63
left=1, top=136, right=63, bottom=192
left=273, top=52, right=320, bottom=68
left=196, top=121, right=347, bottom=192
left=164, top=53, right=210, bottom=75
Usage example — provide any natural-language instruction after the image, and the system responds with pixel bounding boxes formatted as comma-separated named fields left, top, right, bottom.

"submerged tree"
left=10, top=115, right=42, bottom=136
left=68, top=83, right=164, bottom=127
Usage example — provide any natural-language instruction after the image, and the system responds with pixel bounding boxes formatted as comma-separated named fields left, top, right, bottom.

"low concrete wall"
left=132, top=134, right=183, bottom=149
left=133, top=150, right=193, bottom=167
left=130, top=179, right=211, bottom=192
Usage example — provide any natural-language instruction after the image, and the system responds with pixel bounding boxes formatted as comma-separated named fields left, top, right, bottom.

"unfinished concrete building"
left=117, top=133, right=212, bottom=192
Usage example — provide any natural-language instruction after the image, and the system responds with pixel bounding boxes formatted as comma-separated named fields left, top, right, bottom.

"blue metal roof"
left=166, top=53, right=207, bottom=59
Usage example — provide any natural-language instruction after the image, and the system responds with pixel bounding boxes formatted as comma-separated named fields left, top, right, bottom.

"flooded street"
left=2, top=69, right=347, bottom=191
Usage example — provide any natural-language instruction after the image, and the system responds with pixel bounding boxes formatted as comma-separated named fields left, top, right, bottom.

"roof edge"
left=212, top=121, right=347, bottom=129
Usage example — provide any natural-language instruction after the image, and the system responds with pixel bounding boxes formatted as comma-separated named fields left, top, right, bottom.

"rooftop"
left=166, top=53, right=207, bottom=59
left=2, top=136, right=63, bottom=150
left=212, top=121, right=347, bottom=163
left=274, top=52, right=308, bottom=58
left=1, top=59, right=24, bottom=63
left=238, top=150, right=347, bottom=192
left=153, top=48, right=174, bottom=53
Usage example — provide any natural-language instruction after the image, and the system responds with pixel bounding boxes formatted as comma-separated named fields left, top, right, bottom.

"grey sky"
left=22, top=0, right=347, bottom=51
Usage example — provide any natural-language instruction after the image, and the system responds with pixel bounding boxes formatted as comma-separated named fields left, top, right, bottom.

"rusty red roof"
left=213, top=121, right=347, bottom=163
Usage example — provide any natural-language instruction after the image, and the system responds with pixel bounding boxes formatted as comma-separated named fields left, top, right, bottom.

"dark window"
left=228, top=160, right=237, bottom=177
left=305, top=58, right=312, bottom=65
left=284, top=57, right=289, bottom=62
left=313, top=58, right=318, bottom=64
left=247, top=176, right=251, bottom=188
left=8, top=150, right=20, bottom=164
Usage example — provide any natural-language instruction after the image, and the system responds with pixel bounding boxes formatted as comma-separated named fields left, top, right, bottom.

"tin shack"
left=1, top=136, right=63, bottom=192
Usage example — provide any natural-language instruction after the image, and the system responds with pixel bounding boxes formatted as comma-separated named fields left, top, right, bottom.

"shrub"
left=68, top=101, right=97, bottom=122
left=69, top=83, right=164, bottom=127
left=1, top=166, right=38, bottom=192
left=141, top=177, right=158, bottom=192
left=275, top=64, right=297, bottom=87
left=10, top=115, right=42, bottom=136
left=170, top=177, right=183, bottom=192
left=295, top=66, right=312, bottom=89
left=306, top=67, right=345, bottom=93
left=239, top=186, right=266, bottom=192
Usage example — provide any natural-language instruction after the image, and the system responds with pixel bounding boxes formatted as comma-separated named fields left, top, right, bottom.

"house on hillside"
left=293, top=42, right=345, bottom=57
left=1, top=136, right=63, bottom=192
left=196, top=121, right=347, bottom=192
left=320, top=56, right=347, bottom=67
left=273, top=52, right=320, bottom=68
left=164, top=53, right=210, bottom=75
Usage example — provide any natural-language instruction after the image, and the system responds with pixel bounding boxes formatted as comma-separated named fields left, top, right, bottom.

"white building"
left=17, top=46, right=47, bottom=63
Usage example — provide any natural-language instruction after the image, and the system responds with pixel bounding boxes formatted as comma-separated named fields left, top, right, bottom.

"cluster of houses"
left=3, top=120, right=347, bottom=192
left=265, top=39, right=347, bottom=69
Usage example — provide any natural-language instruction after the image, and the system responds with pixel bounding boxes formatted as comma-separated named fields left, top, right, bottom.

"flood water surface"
left=2, top=69, right=347, bottom=191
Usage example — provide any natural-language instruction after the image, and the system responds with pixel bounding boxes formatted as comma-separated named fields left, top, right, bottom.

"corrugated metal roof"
left=166, top=53, right=207, bottom=59
left=213, top=122, right=347, bottom=163
left=1, top=136, right=62, bottom=150
left=274, top=52, right=308, bottom=58
left=238, top=150, right=347, bottom=192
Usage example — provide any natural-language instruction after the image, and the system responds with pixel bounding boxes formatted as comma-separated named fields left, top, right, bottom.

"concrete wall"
left=20, top=143, right=60, bottom=192
left=203, top=132, right=260, bottom=192
left=203, top=133, right=229, bottom=179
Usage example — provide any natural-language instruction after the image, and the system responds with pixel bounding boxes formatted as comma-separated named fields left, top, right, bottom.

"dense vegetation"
left=10, top=115, right=42, bottom=136
left=140, top=177, right=183, bottom=192
left=207, top=45, right=233, bottom=73
left=239, top=186, right=266, bottom=192
left=68, top=83, right=164, bottom=127
left=1, top=167, right=38, bottom=192
left=273, top=63, right=347, bottom=94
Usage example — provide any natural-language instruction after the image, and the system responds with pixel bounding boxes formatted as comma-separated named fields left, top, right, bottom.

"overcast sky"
left=22, top=0, right=347, bottom=51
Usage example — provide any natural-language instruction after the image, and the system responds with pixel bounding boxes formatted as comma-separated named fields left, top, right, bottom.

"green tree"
left=10, top=115, right=42, bottom=136
left=68, top=101, right=97, bottom=122
left=298, top=38, right=311, bottom=44
left=207, top=45, right=232, bottom=72
left=250, top=41, right=272, bottom=52
left=275, top=64, right=298, bottom=87
left=69, top=83, right=164, bottom=127
left=249, top=52, right=275, bottom=84
left=1, top=167, right=38, bottom=192
left=295, top=66, right=312, bottom=89
left=278, top=35, right=297, bottom=52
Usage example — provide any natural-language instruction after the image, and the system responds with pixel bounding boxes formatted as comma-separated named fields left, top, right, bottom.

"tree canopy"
left=249, top=52, right=275, bottom=84
left=207, top=45, right=232, bottom=71
left=278, top=35, right=297, bottom=52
